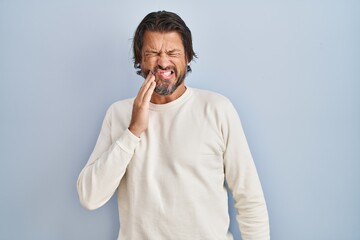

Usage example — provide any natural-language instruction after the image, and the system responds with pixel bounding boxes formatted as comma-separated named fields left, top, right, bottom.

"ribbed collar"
left=149, top=87, right=192, bottom=112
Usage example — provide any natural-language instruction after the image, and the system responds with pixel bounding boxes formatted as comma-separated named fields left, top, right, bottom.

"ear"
left=186, top=65, right=192, bottom=74
left=135, top=63, right=143, bottom=76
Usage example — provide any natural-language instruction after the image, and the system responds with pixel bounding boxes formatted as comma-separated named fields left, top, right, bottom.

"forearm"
left=234, top=189, right=270, bottom=240
left=226, top=144, right=270, bottom=239
left=77, top=129, right=139, bottom=210
left=226, top=158, right=270, bottom=239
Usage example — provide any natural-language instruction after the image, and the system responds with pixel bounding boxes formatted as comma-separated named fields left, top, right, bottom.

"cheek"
left=177, top=61, right=188, bottom=74
left=141, top=60, right=152, bottom=71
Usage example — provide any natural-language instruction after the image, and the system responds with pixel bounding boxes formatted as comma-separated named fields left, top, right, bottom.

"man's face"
left=140, top=31, right=188, bottom=95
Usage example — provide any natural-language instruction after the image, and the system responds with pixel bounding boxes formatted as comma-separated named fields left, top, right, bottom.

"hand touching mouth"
left=151, top=67, right=185, bottom=95
left=140, top=66, right=184, bottom=96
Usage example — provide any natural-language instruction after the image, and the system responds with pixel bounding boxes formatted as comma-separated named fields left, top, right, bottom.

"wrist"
left=128, top=126, right=142, bottom=138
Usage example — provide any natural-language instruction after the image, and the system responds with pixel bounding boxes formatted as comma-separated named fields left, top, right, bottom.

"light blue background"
left=1, top=0, right=359, bottom=239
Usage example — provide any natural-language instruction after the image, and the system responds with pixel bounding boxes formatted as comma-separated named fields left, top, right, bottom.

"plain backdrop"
left=0, top=0, right=359, bottom=239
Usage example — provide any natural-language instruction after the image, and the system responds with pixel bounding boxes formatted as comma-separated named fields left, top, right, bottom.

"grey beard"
left=154, top=74, right=185, bottom=95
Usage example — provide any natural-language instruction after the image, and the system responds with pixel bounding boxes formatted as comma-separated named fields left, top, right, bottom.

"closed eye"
left=144, top=51, right=159, bottom=57
left=167, top=50, right=182, bottom=57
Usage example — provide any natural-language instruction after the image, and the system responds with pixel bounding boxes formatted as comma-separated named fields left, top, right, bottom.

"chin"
left=154, top=85, right=176, bottom=95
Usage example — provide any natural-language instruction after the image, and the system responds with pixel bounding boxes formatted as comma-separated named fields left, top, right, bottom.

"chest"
left=141, top=108, right=225, bottom=158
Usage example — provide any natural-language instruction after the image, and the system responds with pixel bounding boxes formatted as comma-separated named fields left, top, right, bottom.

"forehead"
left=142, top=31, right=184, bottom=51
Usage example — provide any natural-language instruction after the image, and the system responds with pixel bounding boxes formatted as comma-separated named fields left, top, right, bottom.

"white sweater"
left=77, top=87, right=269, bottom=240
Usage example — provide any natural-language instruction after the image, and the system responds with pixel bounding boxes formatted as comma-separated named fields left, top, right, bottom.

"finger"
left=141, top=76, right=155, bottom=102
left=138, top=73, right=155, bottom=100
left=141, top=71, right=155, bottom=87
left=143, top=80, right=156, bottom=103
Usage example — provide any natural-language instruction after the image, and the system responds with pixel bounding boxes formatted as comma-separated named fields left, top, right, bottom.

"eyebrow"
left=144, top=49, right=182, bottom=54
left=144, top=50, right=159, bottom=54
left=166, top=49, right=182, bottom=54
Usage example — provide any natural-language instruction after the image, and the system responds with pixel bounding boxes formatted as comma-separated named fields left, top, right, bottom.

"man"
left=77, top=11, right=270, bottom=240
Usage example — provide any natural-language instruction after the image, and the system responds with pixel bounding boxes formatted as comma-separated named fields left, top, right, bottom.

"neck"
left=150, top=84, right=187, bottom=104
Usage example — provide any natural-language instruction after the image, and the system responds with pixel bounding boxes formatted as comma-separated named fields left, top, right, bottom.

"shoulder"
left=189, top=87, right=234, bottom=109
left=110, top=98, right=134, bottom=109
left=189, top=87, right=241, bottom=121
left=104, top=98, right=134, bottom=119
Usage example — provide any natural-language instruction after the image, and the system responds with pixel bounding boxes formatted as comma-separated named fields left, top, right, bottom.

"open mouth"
left=156, top=69, right=175, bottom=79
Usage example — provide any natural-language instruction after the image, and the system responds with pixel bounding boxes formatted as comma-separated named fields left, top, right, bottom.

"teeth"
left=163, top=71, right=171, bottom=76
left=157, top=70, right=173, bottom=77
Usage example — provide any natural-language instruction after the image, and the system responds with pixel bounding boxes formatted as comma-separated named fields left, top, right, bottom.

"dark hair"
left=133, top=11, right=197, bottom=74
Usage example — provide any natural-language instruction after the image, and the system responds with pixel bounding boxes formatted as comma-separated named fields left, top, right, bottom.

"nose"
left=157, top=52, right=171, bottom=68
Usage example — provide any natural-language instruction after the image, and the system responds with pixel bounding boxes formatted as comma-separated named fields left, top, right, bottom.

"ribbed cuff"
left=115, top=129, right=140, bottom=154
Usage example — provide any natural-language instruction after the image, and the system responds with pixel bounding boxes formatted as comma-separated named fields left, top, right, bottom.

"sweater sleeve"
left=77, top=105, right=140, bottom=210
left=221, top=100, right=270, bottom=240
